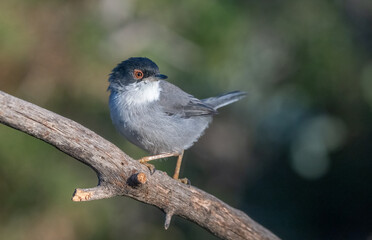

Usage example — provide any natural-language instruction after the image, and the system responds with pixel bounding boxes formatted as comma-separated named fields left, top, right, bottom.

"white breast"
left=108, top=80, right=162, bottom=134
left=123, top=80, right=161, bottom=106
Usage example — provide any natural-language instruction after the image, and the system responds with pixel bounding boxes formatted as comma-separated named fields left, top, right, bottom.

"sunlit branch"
left=0, top=90, right=280, bottom=240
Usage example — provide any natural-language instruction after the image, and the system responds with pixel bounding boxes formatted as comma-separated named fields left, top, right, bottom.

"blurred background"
left=1, top=0, right=372, bottom=239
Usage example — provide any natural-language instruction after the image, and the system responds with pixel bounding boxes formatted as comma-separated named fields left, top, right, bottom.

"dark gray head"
left=108, top=57, right=168, bottom=91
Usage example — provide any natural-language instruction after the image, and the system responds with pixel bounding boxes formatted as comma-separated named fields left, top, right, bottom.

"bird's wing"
left=158, top=81, right=217, bottom=118
left=177, top=98, right=218, bottom=117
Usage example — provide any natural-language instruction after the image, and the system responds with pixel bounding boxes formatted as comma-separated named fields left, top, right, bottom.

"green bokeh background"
left=1, top=0, right=372, bottom=239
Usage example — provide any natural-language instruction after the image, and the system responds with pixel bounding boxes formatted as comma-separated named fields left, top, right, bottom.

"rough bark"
left=0, top=90, right=280, bottom=240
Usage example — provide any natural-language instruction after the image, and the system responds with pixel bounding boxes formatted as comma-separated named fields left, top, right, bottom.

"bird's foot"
left=177, top=177, right=191, bottom=185
left=139, top=158, right=156, bottom=175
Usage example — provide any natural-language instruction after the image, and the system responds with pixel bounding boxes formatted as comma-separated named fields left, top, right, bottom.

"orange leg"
left=172, top=151, right=189, bottom=184
left=139, top=152, right=179, bottom=175
left=172, top=150, right=184, bottom=179
left=138, top=151, right=189, bottom=184
left=139, top=152, right=180, bottom=163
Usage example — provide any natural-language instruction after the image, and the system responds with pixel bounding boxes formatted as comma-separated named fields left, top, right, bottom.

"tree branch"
left=0, top=90, right=280, bottom=240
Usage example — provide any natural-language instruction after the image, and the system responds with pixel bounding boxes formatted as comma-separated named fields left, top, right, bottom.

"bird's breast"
left=121, top=81, right=161, bottom=106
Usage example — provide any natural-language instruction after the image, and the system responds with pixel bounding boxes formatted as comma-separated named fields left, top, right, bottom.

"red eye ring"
left=133, top=69, right=144, bottom=79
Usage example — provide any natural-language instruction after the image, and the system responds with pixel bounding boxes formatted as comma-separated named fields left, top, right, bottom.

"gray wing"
left=158, top=81, right=217, bottom=118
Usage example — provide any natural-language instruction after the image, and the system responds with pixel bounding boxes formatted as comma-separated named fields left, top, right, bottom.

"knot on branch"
left=127, top=172, right=148, bottom=187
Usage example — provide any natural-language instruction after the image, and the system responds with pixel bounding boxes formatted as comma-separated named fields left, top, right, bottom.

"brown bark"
left=0, top=90, right=280, bottom=240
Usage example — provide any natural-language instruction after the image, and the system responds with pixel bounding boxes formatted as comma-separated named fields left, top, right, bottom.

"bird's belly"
left=110, top=103, right=211, bottom=154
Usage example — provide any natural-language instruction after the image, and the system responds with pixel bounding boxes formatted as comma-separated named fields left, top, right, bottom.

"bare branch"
left=72, top=186, right=115, bottom=202
left=0, top=90, right=280, bottom=240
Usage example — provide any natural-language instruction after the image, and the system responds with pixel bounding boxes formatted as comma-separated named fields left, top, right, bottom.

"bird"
left=108, top=57, right=246, bottom=183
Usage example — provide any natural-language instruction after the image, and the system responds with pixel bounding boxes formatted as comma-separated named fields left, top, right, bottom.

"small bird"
left=108, top=57, right=246, bottom=183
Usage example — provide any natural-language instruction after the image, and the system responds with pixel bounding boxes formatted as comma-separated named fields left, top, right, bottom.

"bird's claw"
left=139, top=159, right=156, bottom=175
left=177, top=177, right=191, bottom=185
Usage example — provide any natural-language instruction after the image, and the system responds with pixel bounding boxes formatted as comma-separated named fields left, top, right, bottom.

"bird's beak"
left=144, top=73, right=168, bottom=82
left=155, top=73, right=168, bottom=80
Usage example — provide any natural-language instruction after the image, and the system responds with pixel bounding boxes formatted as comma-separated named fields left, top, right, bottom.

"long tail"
left=201, top=91, right=246, bottom=109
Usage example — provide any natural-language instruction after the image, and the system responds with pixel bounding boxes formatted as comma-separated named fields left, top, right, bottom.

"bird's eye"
left=133, top=69, right=144, bottom=79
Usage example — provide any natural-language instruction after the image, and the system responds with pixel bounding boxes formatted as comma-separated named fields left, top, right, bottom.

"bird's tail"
left=201, top=91, right=246, bottom=109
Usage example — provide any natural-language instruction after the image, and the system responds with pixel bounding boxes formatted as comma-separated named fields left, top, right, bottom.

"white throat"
left=121, top=80, right=161, bottom=105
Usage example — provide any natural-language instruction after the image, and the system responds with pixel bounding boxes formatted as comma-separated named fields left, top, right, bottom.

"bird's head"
left=108, top=57, right=168, bottom=92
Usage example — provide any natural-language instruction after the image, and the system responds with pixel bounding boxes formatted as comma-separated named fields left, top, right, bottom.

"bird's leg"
left=172, top=150, right=183, bottom=179
left=172, top=151, right=190, bottom=185
left=138, top=152, right=180, bottom=174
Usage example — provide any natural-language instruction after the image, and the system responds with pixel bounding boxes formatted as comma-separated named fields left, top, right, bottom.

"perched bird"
left=108, top=57, right=246, bottom=183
